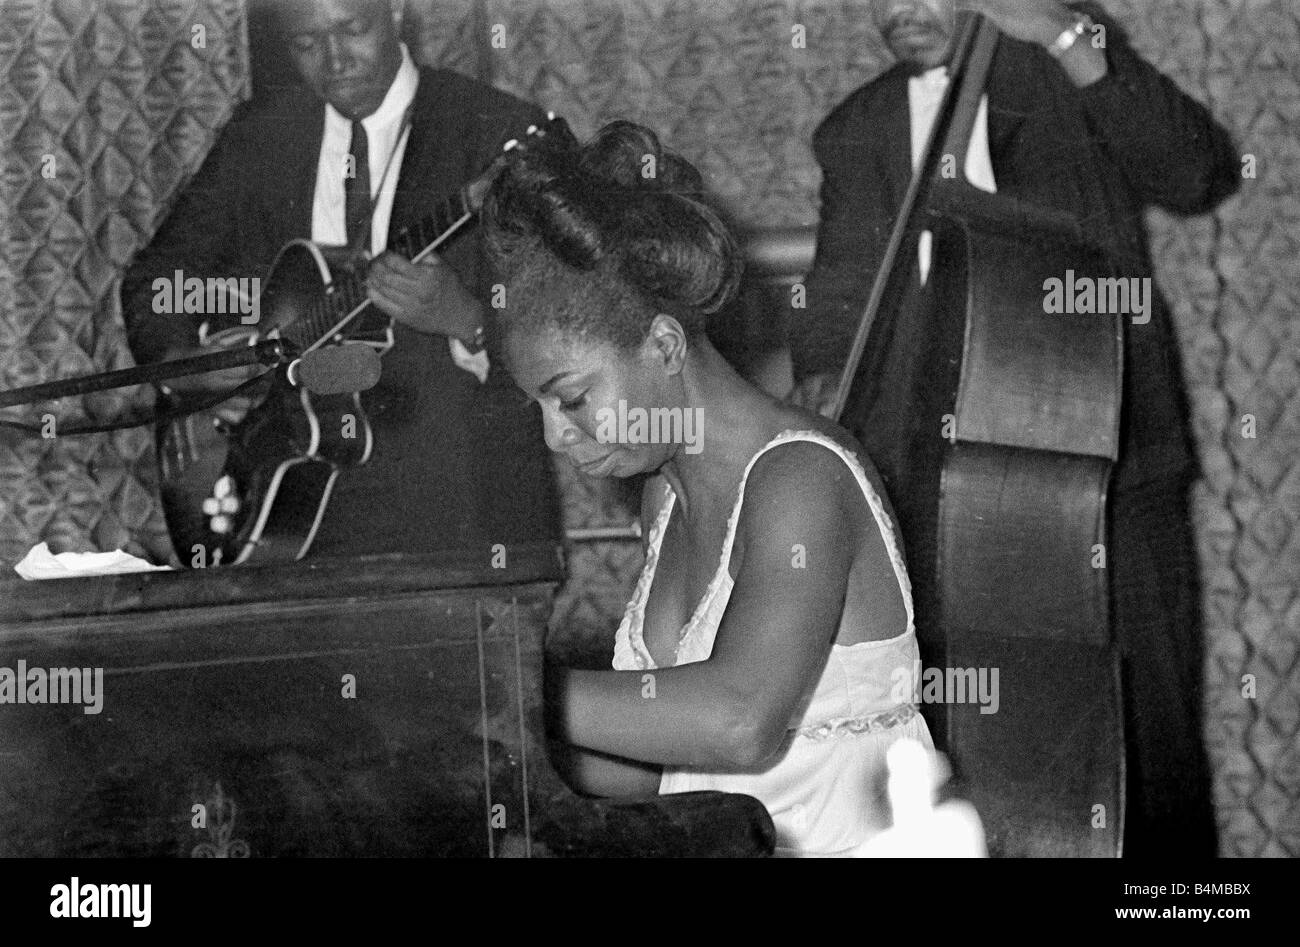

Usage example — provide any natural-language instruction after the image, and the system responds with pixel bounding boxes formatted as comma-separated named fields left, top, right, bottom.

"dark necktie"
left=345, top=120, right=372, bottom=251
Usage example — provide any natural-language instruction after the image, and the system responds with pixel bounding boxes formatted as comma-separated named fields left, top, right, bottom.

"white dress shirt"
left=312, top=43, right=488, bottom=382
left=907, top=66, right=998, bottom=284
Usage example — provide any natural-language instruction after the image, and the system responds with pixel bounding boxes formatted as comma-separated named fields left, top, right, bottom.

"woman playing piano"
left=481, top=121, right=933, bottom=856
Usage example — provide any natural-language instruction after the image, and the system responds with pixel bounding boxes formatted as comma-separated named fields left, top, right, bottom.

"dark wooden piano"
left=0, top=546, right=774, bottom=857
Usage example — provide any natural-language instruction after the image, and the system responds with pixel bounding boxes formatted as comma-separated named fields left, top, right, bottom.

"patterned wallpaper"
left=0, top=0, right=1294, bottom=856
left=0, top=0, right=247, bottom=565
left=1105, top=0, right=1300, bottom=858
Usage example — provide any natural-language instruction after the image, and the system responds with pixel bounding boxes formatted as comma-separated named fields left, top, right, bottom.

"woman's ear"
left=645, top=313, right=689, bottom=376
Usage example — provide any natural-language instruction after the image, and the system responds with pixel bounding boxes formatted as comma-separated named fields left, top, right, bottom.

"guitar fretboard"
left=286, top=191, right=473, bottom=351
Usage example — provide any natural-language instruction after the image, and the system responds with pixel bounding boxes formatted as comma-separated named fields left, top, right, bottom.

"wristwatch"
left=1048, top=13, right=1094, bottom=58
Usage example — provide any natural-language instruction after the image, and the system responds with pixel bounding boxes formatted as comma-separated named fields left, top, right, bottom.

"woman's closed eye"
left=559, top=392, right=589, bottom=411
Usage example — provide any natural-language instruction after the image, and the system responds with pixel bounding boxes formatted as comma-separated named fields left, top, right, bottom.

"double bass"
left=833, top=14, right=1125, bottom=856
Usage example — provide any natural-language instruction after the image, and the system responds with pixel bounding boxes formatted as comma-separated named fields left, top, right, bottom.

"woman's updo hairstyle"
left=481, top=119, right=742, bottom=350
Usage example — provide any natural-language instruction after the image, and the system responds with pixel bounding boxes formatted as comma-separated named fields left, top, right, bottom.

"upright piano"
left=0, top=546, right=773, bottom=857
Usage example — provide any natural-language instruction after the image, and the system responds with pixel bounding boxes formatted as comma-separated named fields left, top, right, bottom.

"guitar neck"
left=392, top=190, right=474, bottom=263
left=306, top=190, right=474, bottom=349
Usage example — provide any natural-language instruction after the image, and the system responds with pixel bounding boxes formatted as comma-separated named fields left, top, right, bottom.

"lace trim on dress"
left=718, top=430, right=914, bottom=630
left=795, top=703, right=919, bottom=741
left=614, top=429, right=915, bottom=672
left=613, top=483, right=677, bottom=671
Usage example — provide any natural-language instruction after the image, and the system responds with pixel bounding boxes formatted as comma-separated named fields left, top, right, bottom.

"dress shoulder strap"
left=616, top=429, right=916, bottom=672
left=718, top=430, right=914, bottom=627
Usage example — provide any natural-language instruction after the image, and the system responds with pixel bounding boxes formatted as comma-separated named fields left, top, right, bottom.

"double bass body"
left=836, top=14, right=1127, bottom=857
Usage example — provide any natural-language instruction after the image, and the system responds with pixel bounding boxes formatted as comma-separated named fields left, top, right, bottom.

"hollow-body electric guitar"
left=156, top=116, right=570, bottom=567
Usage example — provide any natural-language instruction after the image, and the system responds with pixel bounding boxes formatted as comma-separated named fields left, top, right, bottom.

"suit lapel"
left=984, top=38, right=1029, bottom=184
left=878, top=52, right=1024, bottom=201
left=388, top=69, right=473, bottom=246
left=277, top=96, right=325, bottom=244
left=876, top=68, right=914, bottom=213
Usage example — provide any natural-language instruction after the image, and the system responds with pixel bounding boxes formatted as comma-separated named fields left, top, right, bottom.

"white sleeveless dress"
left=612, top=430, right=934, bottom=856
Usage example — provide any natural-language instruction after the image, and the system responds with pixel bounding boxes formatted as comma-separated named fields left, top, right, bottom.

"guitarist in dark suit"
left=121, top=0, right=561, bottom=560
left=788, top=0, right=1239, bottom=856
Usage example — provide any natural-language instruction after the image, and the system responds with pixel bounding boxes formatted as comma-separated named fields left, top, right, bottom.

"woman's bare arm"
left=544, top=475, right=673, bottom=798
left=553, top=442, right=872, bottom=769
left=547, top=734, right=664, bottom=798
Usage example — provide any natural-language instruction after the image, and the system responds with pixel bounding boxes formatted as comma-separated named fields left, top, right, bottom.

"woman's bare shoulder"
left=741, top=412, right=899, bottom=541
left=769, top=407, right=885, bottom=480
left=738, top=436, right=864, bottom=542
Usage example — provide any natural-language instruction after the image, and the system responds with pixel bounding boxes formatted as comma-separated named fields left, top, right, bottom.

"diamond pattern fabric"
left=0, top=0, right=1293, bottom=856
left=1, top=0, right=248, bottom=566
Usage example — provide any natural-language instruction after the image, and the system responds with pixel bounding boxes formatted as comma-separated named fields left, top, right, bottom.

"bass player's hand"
left=962, top=0, right=1108, bottom=86
left=961, top=0, right=1077, bottom=46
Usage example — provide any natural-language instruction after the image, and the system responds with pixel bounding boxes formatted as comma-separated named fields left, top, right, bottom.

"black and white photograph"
left=0, top=0, right=1292, bottom=923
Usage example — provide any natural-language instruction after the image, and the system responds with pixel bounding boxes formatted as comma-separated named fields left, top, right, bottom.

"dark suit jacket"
left=791, top=3, right=1239, bottom=487
left=121, top=68, right=561, bottom=556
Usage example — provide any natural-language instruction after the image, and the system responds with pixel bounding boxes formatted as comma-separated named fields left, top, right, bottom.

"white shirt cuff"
left=449, top=337, right=490, bottom=384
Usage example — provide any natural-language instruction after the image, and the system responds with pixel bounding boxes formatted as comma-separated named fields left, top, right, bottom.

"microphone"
left=290, top=344, right=382, bottom=395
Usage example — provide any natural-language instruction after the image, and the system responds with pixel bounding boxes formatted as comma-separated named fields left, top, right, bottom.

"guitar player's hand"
left=157, top=339, right=267, bottom=427
left=366, top=252, right=485, bottom=346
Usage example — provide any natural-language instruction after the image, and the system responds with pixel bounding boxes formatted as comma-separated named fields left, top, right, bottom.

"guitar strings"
left=300, top=104, right=416, bottom=350
left=5, top=127, right=540, bottom=436
left=302, top=193, right=472, bottom=354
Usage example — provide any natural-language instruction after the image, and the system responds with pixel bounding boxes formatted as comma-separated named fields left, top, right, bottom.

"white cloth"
left=612, top=430, right=934, bottom=856
left=907, top=66, right=997, bottom=284
left=312, top=43, right=488, bottom=383
left=14, top=543, right=172, bottom=580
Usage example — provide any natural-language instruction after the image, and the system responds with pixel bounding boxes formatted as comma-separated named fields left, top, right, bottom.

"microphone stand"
left=0, top=339, right=285, bottom=409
